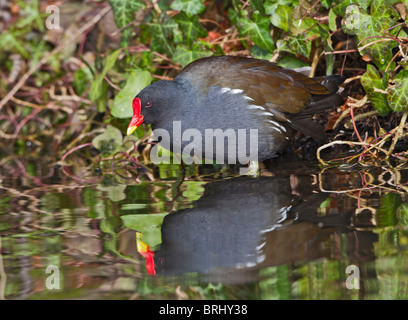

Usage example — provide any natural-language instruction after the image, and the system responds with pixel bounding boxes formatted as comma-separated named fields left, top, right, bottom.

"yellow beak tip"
left=127, top=126, right=137, bottom=136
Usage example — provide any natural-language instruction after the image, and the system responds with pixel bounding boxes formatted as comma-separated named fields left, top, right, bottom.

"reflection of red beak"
left=127, top=97, right=143, bottom=135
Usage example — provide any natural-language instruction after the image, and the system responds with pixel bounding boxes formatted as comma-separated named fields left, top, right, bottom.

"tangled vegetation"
left=0, top=0, right=408, bottom=176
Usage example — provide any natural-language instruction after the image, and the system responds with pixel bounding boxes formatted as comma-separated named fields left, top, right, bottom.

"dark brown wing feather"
left=176, top=56, right=329, bottom=115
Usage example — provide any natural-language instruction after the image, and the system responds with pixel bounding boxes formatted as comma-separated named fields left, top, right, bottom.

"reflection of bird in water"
left=153, top=175, right=349, bottom=283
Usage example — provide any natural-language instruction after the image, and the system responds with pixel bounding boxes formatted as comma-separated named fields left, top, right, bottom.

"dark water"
left=1, top=157, right=408, bottom=300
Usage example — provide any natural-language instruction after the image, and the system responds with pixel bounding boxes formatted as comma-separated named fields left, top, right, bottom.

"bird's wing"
left=176, top=56, right=329, bottom=115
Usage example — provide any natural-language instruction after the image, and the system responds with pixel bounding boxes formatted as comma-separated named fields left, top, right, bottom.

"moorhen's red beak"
left=127, top=97, right=143, bottom=135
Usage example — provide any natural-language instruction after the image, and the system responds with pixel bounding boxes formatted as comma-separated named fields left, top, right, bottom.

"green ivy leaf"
left=170, top=0, right=206, bottom=16
left=109, top=0, right=143, bottom=28
left=250, top=0, right=265, bottom=15
left=267, top=4, right=292, bottom=32
left=277, top=34, right=311, bottom=58
left=111, top=69, right=152, bottom=119
left=342, top=1, right=400, bottom=68
left=173, top=12, right=208, bottom=47
left=109, top=0, right=144, bottom=46
left=328, top=8, right=337, bottom=32
left=277, top=55, right=309, bottom=69
left=293, top=18, right=323, bottom=38
left=237, top=12, right=276, bottom=53
left=89, top=49, right=121, bottom=102
left=319, top=0, right=332, bottom=9
left=173, top=44, right=212, bottom=67
left=148, top=13, right=178, bottom=56
left=250, top=45, right=274, bottom=60
left=361, top=64, right=391, bottom=116
left=332, top=0, right=372, bottom=16
left=387, top=70, right=408, bottom=112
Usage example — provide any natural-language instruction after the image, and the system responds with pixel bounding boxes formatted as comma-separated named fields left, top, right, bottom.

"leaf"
left=277, top=56, right=309, bottom=69
left=170, top=0, right=206, bottom=16
left=148, top=13, right=178, bottom=56
left=387, top=70, right=408, bottom=112
left=173, top=44, right=213, bottom=67
left=333, top=0, right=372, bottom=16
left=0, top=33, right=29, bottom=59
left=342, top=1, right=400, bottom=68
left=109, top=0, right=144, bottom=46
left=109, top=0, right=143, bottom=28
left=92, top=126, right=123, bottom=156
left=250, top=0, right=265, bottom=15
left=361, top=64, right=391, bottom=116
left=237, top=12, right=275, bottom=53
left=292, top=18, right=324, bottom=38
left=250, top=45, right=274, bottom=60
left=111, top=69, right=152, bottom=119
left=277, top=34, right=311, bottom=58
left=397, top=203, right=408, bottom=227
left=377, top=193, right=402, bottom=227
left=328, top=8, right=337, bottom=32
left=267, top=4, right=292, bottom=32
left=89, top=49, right=121, bottom=102
left=173, top=12, right=208, bottom=47
left=98, top=184, right=127, bottom=202
left=320, top=0, right=332, bottom=9
left=121, top=213, right=168, bottom=249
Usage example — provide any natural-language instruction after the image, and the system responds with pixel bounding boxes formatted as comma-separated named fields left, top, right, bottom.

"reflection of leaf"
left=92, top=126, right=123, bottom=156
left=182, top=181, right=205, bottom=202
left=377, top=193, right=402, bottom=227
left=121, top=213, right=167, bottom=249
left=82, top=188, right=106, bottom=218
left=397, top=203, right=408, bottom=227
left=97, top=175, right=127, bottom=202
left=111, top=69, right=152, bottom=119
left=98, top=184, right=127, bottom=202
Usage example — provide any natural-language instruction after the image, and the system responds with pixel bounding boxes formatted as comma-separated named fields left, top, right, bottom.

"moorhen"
left=127, top=56, right=344, bottom=164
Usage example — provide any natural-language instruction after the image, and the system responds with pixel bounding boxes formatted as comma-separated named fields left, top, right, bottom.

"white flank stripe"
left=259, top=111, right=274, bottom=117
left=248, top=104, right=264, bottom=110
left=268, top=120, right=286, bottom=132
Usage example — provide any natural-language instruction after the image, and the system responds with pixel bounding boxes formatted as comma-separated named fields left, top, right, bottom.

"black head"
left=127, top=80, right=176, bottom=135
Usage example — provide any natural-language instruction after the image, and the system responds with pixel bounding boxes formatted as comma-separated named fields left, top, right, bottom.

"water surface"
left=1, top=157, right=407, bottom=300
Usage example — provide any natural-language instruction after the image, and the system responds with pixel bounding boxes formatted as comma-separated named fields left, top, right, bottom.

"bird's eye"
left=146, top=102, right=152, bottom=108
